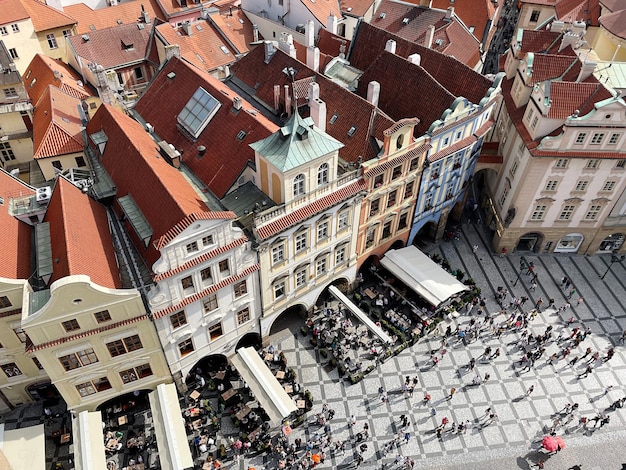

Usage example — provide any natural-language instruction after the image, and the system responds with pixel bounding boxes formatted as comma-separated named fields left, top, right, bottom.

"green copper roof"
left=249, top=111, right=343, bottom=172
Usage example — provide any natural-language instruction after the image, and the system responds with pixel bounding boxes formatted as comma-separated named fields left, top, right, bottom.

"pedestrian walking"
left=535, top=298, right=543, bottom=311
left=441, top=417, right=449, bottom=429
left=561, top=277, right=568, bottom=286
left=526, top=384, right=535, bottom=396
left=403, top=431, right=410, bottom=443
left=530, top=281, right=537, bottom=291
left=568, top=288, right=576, bottom=299
left=349, top=415, right=357, bottom=427
left=577, top=365, right=593, bottom=379
left=472, top=245, right=478, bottom=253
left=620, top=330, right=626, bottom=344
left=448, top=387, right=456, bottom=400
left=577, top=296, right=584, bottom=305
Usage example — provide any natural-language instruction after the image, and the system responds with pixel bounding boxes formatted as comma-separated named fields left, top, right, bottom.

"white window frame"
left=295, top=232, right=307, bottom=253
left=559, top=205, right=576, bottom=220
left=273, top=280, right=286, bottom=299
left=544, top=180, right=558, bottom=191
left=293, top=174, right=305, bottom=197
left=317, top=163, right=329, bottom=186
left=530, top=205, right=547, bottom=221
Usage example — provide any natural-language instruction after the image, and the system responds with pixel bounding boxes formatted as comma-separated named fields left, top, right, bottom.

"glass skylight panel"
left=177, top=87, right=221, bottom=138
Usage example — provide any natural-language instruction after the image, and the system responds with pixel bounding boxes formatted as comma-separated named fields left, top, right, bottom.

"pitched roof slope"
left=64, top=0, right=164, bottom=35
left=431, top=0, right=496, bottom=44
left=349, top=22, right=493, bottom=106
left=528, top=53, right=581, bottom=84
left=86, top=104, right=212, bottom=265
left=19, top=0, right=75, bottom=31
left=44, top=176, right=121, bottom=289
left=0, top=0, right=30, bottom=25
left=0, top=170, right=33, bottom=279
left=24, top=54, right=94, bottom=104
left=134, top=56, right=278, bottom=198
left=300, top=0, right=341, bottom=26
left=228, top=46, right=396, bottom=163
left=68, top=23, right=152, bottom=68
left=556, top=0, right=600, bottom=26
left=599, top=8, right=626, bottom=39
left=208, top=5, right=258, bottom=55
left=32, top=86, right=84, bottom=159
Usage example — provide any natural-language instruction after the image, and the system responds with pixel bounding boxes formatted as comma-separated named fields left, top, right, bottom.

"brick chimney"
left=385, top=39, right=396, bottom=54
left=307, top=46, right=320, bottom=72
left=367, top=81, right=380, bottom=107
left=425, top=25, right=435, bottom=49
left=419, top=0, right=432, bottom=6
left=284, top=84, right=292, bottom=116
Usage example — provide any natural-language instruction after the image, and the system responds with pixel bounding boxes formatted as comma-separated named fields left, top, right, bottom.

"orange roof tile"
left=19, top=0, right=75, bottom=32
left=556, top=0, right=600, bottom=25
left=134, top=56, right=278, bottom=198
left=86, top=104, right=213, bottom=266
left=24, top=54, right=94, bottom=104
left=156, top=21, right=236, bottom=73
left=0, top=170, right=33, bottom=279
left=529, top=53, right=581, bottom=84
left=341, top=0, right=375, bottom=16
left=68, top=23, right=152, bottom=69
left=547, top=80, right=613, bottom=119
left=519, top=29, right=564, bottom=54
left=32, top=86, right=84, bottom=159
left=0, top=0, right=30, bottom=25
left=45, top=177, right=121, bottom=289
left=299, top=0, right=341, bottom=26
left=431, top=0, right=496, bottom=44
left=208, top=6, right=258, bottom=55
left=316, top=28, right=350, bottom=58
left=64, top=0, right=165, bottom=35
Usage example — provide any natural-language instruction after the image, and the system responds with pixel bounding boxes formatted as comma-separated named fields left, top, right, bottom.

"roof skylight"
left=177, top=87, right=221, bottom=138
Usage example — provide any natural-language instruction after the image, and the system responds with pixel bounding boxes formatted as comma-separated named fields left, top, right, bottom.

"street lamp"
left=600, top=252, right=625, bottom=280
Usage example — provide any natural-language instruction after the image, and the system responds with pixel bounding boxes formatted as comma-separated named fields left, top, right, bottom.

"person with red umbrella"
left=542, top=435, right=558, bottom=453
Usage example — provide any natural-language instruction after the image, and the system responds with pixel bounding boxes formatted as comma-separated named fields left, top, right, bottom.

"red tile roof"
left=0, top=0, right=30, bottom=25
left=256, top=178, right=366, bottom=239
left=316, top=28, right=351, bottom=59
left=64, top=0, right=165, bottom=35
left=24, top=54, right=94, bottom=104
left=556, top=0, right=600, bottom=26
left=68, top=23, right=152, bottom=69
left=299, top=0, right=341, bottom=26
left=153, top=263, right=260, bottom=318
left=155, top=211, right=237, bottom=250
left=349, top=22, right=492, bottom=105
left=599, top=8, right=626, bottom=39
left=32, top=86, right=84, bottom=159
left=155, top=21, right=236, bottom=73
left=228, top=46, right=396, bottom=163
left=19, top=0, right=75, bottom=32
left=45, top=177, right=122, bottom=289
left=431, top=0, right=496, bottom=45
left=0, top=170, right=33, bottom=279
left=599, top=0, right=623, bottom=12
left=529, top=53, right=581, bottom=84
left=519, top=29, right=563, bottom=54
left=546, top=80, right=613, bottom=119
left=86, top=104, right=213, bottom=266
left=340, top=0, right=375, bottom=17
left=134, top=56, right=278, bottom=198
left=208, top=5, right=258, bottom=55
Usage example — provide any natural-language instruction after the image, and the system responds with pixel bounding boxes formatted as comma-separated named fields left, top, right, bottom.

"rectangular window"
left=337, top=210, right=349, bottom=230
left=586, top=159, right=600, bottom=169
left=273, top=281, right=285, bottom=299
left=75, top=156, right=86, bottom=167
left=387, top=190, right=397, bottom=208
left=200, top=267, right=213, bottom=285
left=317, top=221, right=329, bottom=241
left=170, top=311, right=187, bottom=329
left=530, top=10, right=540, bottom=22
left=574, top=180, right=589, bottom=191
left=295, top=233, right=307, bottom=253
left=531, top=205, right=547, bottom=221
left=585, top=205, right=602, bottom=220
left=398, top=212, right=409, bottom=230
left=186, top=241, right=198, bottom=253
left=63, top=29, right=71, bottom=38
left=590, top=133, right=605, bottom=145
left=510, top=160, right=519, bottom=176
left=209, top=322, right=223, bottom=340
left=602, top=181, right=616, bottom=191
left=33, top=357, right=43, bottom=370
left=76, top=382, right=97, bottom=397
left=0, top=27, right=7, bottom=35
left=391, top=165, right=402, bottom=180
left=62, top=319, right=80, bottom=332
left=272, top=244, right=285, bottom=264
left=203, top=294, right=218, bottom=313
left=106, top=335, right=142, bottom=357
left=374, top=174, right=384, bottom=188
left=11, top=24, right=19, bottom=33
left=233, top=280, right=247, bottom=298
left=531, top=116, right=539, bottom=129
left=295, top=268, right=307, bottom=288
left=8, top=48, right=18, bottom=59
left=181, top=276, right=194, bottom=294
left=120, top=364, right=153, bottom=383
left=617, top=159, right=626, bottom=169
left=218, top=259, right=229, bottom=276
left=59, top=348, right=98, bottom=371
left=499, top=186, right=509, bottom=206
left=404, top=181, right=414, bottom=199
left=316, top=257, right=327, bottom=276
left=1, top=363, right=22, bottom=378
left=335, top=246, right=346, bottom=264
left=178, top=338, right=194, bottom=357
left=51, top=160, right=62, bottom=170
left=3, top=87, right=18, bottom=98
left=526, top=107, right=534, bottom=123
left=13, top=327, right=26, bottom=343
left=365, top=228, right=376, bottom=248
left=370, top=198, right=380, bottom=217
left=0, top=296, right=12, bottom=308
left=575, top=132, right=586, bottom=144
left=237, top=307, right=250, bottom=325
left=134, top=67, right=144, bottom=80
left=409, top=157, right=419, bottom=171
left=559, top=205, right=575, bottom=220
left=202, top=235, right=214, bottom=246
left=0, top=142, right=15, bottom=162
left=94, top=310, right=111, bottom=323
left=544, top=180, right=558, bottom=191
left=609, top=133, right=621, bottom=145
left=46, top=33, right=58, bottom=49
left=555, top=158, right=569, bottom=169
left=381, top=220, right=392, bottom=239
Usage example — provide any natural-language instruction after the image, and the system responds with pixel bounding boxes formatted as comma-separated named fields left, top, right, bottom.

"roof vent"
left=167, top=72, right=176, bottom=80
left=379, top=12, right=386, bottom=18
left=402, top=18, right=410, bottom=25
left=36, top=187, right=52, bottom=204
left=145, top=123, right=154, bottom=133
left=233, top=96, right=243, bottom=110
left=347, top=126, right=357, bottom=136
left=82, top=34, right=90, bottom=41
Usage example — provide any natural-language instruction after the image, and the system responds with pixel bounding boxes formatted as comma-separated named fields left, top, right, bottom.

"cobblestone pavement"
left=242, top=222, right=626, bottom=470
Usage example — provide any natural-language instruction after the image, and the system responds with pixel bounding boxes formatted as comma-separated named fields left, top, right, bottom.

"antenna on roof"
left=282, top=66, right=298, bottom=110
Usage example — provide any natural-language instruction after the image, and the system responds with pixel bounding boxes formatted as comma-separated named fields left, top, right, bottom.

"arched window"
left=293, top=174, right=305, bottom=197
left=317, top=163, right=329, bottom=186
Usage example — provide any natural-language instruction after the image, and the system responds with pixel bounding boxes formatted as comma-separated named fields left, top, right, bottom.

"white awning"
left=328, top=285, right=393, bottom=344
left=0, top=423, right=45, bottom=470
left=72, top=411, right=107, bottom=470
left=380, top=246, right=468, bottom=307
left=149, top=383, right=194, bottom=470
left=231, top=347, right=297, bottom=426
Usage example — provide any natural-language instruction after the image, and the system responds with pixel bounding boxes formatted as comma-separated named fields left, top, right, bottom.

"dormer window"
left=121, top=38, right=134, bottom=50
left=293, top=174, right=305, bottom=197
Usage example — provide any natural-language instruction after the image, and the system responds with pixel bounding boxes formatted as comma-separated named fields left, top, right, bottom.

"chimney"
left=223, top=65, right=230, bottom=78
left=306, top=46, right=320, bottom=72
left=419, top=0, right=432, bottom=6
left=577, top=60, right=597, bottom=82
left=252, top=24, right=259, bottom=43
left=233, top=96, right=243, bottom=110
left=310, top=98, right=327, bottom=132
left=164, top=44, right=180, bottom=60
left=308, top=82, right=320, bottom=102
left=278, top=32, right=297, bottom=59
left=327, top=14, right=338, bottom=34
left=284, top=84, right=292, bottom=116
left=445, top=6, right=454, bottom=20
left=367, top=81, right=380, bottom=107
left=425, top=25, right=435, bottom=49
left=385, top=39, right=396, bottom=54
left=305, top=20, right=315, bottom=48
left=408, top=53, right=421, bottom=66
left=559, top=32, right=578, bottom=52
left=181, top=21, right=192, bottom=36
left=264, top=40, right=276, bottom=63
left=140, top=4, right=151, bottom=23
left=273, top=85, right=281, bottom=111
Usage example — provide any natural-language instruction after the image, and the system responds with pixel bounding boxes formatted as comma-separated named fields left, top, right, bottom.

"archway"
left=389, top=239, right=405, bottom=251
left=516, top=232, right=544, bottom=252
left=413, top=221, right=438, bottom=247
left=268, top=304, right=307, bottom=337
left=235, top=332, right=262, bottom=351
left=27, top=380, right=60, bottom=403
left=598, top=233, right=624, bottom=252
left=96, top=389, right=151, bottom=415
left=188, top=354, right=229, bottom=378
left=554, top=233, right=584, bottom=253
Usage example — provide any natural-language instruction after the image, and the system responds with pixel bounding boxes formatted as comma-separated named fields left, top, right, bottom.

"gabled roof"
left=250, top=111, right=344, bottom=171
left=64, top=0, right=164, bottom=35
left=349, top=22, right=493, bottom=106
left=431, top=0, right=497, bottom=44
left=555, top=0, right=600, bottom=26
left=519, top=29, right=564, bottom=54
left=32, top=86, right=84, bottom=160
left=228, top=46, right=396, bottom=163
left=208, top=5, right=258, bottom=55
left=599, top=0, right=624, bottom=12
left=341, top=0, right=376, bottom=17
left=299, top=0, right=341, bottom=26
left=0, top=0, right=29, bottom=25
left=547, top=80, right=613, bottom=119
left=44, top=176, right=121, bottom=289
left=599, top=8, right=626, bottom=39
left=134, top=56, right=278, bottom=198
left=86, top=104, right=213, bottom=265
left=24, top=54, right=94, bottom=104
left=68, top=23, right=152, bottom=69
left=155, top=21, right=236, bottom=73
left=19, top=0, right=76, bottom=32
left=355, top=50, right=455, bottom=136
left=528, top=53, right=581, bottom=84
left=0, top=170, right=33, bottom=279
left=316, top=28, right=351, bottom=59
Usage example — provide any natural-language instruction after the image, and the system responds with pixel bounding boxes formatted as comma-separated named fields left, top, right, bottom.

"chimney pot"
left=385, top=39, right=396, bottom=54
left=367, top=81, right=380, bottom=107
